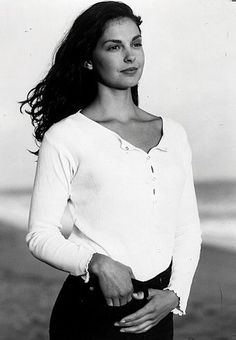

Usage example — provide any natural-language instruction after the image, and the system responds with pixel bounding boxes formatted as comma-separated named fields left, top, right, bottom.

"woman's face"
left=91, top=17, right=144, bottom=90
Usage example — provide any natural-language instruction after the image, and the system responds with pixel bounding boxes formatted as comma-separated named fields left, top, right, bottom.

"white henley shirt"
left=27, top=110, right=202, bottom=315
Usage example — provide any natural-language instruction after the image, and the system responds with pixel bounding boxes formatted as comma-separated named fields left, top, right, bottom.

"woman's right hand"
left=88, top=253, right=135, bottom=307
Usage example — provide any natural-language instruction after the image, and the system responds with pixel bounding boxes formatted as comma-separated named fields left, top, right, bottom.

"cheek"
left=138, top=50, right=145, bottom=68
left=94, top=55, right=118, bottom=77
left=94, top=58, right=118, bottom=81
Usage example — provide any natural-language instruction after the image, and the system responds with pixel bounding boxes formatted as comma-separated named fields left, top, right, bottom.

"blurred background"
left=0, top=0, right=236, bottom=339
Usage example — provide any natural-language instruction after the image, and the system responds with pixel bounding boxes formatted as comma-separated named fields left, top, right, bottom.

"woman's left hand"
left=114, top=289, right=179, bottom=334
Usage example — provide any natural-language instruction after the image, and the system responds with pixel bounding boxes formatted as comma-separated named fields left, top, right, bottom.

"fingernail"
left=114, top=322, right=119, bottom=326
left=120, top=329, right=125, bottom=332
left=120, top=319, right=126, bottom=323
left=133, top=291, right=144, bottom=299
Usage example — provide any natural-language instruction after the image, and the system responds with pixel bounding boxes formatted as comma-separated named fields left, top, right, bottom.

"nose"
left=124, top=49, right=136, bottom=63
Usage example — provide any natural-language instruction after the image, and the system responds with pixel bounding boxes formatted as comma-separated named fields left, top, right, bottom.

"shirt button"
left=146, top=155, right=151, bottom=160
left=152, top=177, right=157, bottom=182
left=125, top=146, right=129, bottom=150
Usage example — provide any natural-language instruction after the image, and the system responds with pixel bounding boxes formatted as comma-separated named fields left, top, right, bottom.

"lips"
left=120, top=67, right=138, bottom=73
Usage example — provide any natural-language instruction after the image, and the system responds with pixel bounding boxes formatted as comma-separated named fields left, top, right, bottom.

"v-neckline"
left=77, top=109, right=166, bottom=155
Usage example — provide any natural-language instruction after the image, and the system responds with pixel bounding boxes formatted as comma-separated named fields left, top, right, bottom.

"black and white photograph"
left=0, top=1, right=236, bottom=339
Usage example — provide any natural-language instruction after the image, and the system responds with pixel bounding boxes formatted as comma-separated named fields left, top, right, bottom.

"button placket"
left=145, top=155, right=157, bottom=204
left=119, top=140, right=131, bottom=153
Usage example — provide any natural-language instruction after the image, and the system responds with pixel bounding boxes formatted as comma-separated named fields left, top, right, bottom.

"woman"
left=21, top=1, right=202, bottom=339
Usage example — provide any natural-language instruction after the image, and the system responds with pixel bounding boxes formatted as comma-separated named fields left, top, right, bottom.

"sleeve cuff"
left=80, top=252, right=95, bottom=283
left=163, top=287, right=186, bottom=316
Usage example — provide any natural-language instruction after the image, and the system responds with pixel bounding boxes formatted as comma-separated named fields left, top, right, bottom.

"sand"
left=0, top=181, right=236, bottom=339
left=0, top=220, right=235, bottom=340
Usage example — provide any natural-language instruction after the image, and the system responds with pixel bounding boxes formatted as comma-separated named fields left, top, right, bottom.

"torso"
left=82, top=108, right=163, bottom=154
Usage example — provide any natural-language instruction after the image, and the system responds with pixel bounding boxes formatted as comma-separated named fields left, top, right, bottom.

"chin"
left=116, top=76, right=141, bottom=89
left=99, top=74, right=141, bottom=90
left=122, top=80, right=139, bottom=89
left=114, top=82, right=138, bottom=91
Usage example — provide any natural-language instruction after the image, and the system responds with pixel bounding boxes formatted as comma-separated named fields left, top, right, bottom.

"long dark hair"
left=20, top=1, right=142, bottom=153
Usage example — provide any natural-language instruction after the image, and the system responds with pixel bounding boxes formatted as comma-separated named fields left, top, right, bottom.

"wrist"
left=165, top=289, right=180, bottom=309
left=88, top=253, right=108, bottom=275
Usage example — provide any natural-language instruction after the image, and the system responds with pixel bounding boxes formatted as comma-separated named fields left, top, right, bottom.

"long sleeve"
left=27, top=112, right=201, bottom=292
left=164, top=130, right=202, bottom=315
left=26, top=133, right=95, bottom=277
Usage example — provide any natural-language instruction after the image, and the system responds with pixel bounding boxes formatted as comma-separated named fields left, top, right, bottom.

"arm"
left=88, top=253, right=135, bottom=306
left=27, top=132, right=95, bottom=277
left=164, top=129, right=202, bottom=315
left=28, top=132, right=135, bottom=303
left=114, top=129, right=202, bottom=333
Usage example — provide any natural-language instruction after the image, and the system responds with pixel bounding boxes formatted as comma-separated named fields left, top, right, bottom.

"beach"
left=0, top=181, right=235, bottom=340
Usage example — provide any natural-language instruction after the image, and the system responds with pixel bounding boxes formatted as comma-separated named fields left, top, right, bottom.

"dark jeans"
left=49, top=262, right=173, bottom=340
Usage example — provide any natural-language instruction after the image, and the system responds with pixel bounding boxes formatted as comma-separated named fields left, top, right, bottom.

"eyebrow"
left=103, top=34, right=142, bottom=46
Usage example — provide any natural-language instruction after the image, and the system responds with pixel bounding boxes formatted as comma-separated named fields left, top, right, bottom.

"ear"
left=83, top=60, right=93, bottom=70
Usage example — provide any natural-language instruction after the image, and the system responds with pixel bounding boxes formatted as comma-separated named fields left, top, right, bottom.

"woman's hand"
left=114, top=289, right=179, bottom=334
left=88, top=253, right=135, bottom=307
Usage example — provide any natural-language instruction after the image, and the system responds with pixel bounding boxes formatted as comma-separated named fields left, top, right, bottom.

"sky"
left=1, top=0, right=236, bottom=190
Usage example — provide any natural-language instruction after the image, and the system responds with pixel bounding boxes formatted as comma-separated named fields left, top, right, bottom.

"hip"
left=49, top=261, right=173, bottom=339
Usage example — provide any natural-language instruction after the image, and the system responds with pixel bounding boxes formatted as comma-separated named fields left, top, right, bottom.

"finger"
left=119, top=296, right=128, bottom=306
left=116, top=314, right=151, bottom=327
left=106, top=298, right=113, bottom=306
left=127, top=293, right=133, bottom=303
left=115, top=309, right=168, bottom=329
left=147, top=288, right=160, bottom=300
left=120, top=320, right=153, bottom=333
left=118, top=303, right=151, bottom=323
left=123, top=311, right=166, bottom=328
left=131, top=324, right=153, bottom=334
left=113, top=297, right=121, bottom=307
left=132, top=291, right=144, bottom=300
left=119, top=290, right=133, bottom=306
left=132, top=319, right=161, bottom=334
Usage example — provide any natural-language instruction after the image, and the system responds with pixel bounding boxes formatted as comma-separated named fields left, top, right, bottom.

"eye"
left=133, top=41, right=142, bottom=48
left=107, top=45, right=120, bottom=51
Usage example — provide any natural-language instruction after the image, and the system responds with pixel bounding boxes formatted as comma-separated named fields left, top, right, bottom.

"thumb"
left=132, top=291, right=145, bottom=300
left=147, top=288, right=157, bottom=300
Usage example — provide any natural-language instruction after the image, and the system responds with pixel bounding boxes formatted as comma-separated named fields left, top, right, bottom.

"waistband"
left=130, top=261, right=172, bottom=298
left=76, top=260, right=172, bottom=299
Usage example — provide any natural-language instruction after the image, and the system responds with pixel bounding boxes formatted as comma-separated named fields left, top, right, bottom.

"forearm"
left=26, top=228, right=95, bottom=276
left=165, top=226, right=202, bottom=315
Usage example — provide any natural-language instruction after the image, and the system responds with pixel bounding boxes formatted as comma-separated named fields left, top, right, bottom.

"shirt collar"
left=118, top=136, right=168, bottom=153
left=157, top=116, right=168, bottom=152
left=78, top=110, right=168, bottom=152
left=117, top=116, right=168, bottom=153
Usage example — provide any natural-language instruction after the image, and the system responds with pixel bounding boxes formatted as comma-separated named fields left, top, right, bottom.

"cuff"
left=80, top=252, right=95, bottom=283
left=163, top=287, right=186, bottom=316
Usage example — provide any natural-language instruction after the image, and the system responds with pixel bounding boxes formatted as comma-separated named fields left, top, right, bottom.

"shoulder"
left=163, top=116, right=192, bottom=163
left=43, top=112, right=89, bottom=154
left=40, top=113, right=85, bottom=165
left=44, top=114, right=78, bottom=144
left=163, top=116, right=187, bottom=139
left=163, top=117, right=188, bottom=145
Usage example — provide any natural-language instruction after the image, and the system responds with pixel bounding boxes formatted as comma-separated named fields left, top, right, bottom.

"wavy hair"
left=20, top=1, right=142, bottom=154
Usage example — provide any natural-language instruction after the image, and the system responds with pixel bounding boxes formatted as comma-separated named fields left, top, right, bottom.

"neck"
left=88, top=84, right=138, bottom=122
